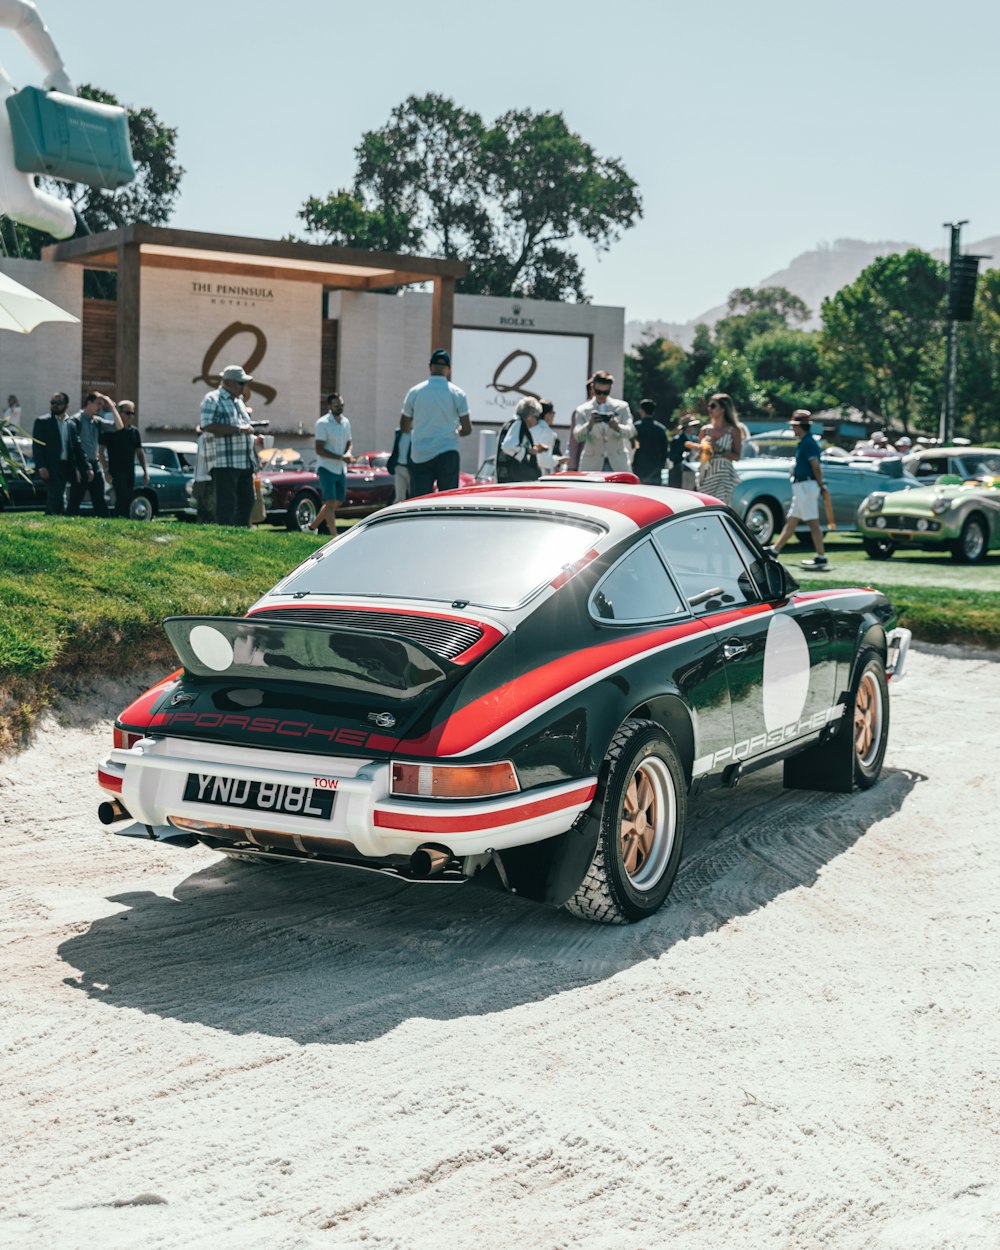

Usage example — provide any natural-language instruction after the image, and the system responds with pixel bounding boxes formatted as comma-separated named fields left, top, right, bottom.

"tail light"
left=391, top=761, right=519, bottom=800
left=113, top=727, right=143, bottom=750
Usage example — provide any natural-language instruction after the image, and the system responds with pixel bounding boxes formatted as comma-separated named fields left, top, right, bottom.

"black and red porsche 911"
left=97, top=475, right=910, bottom=924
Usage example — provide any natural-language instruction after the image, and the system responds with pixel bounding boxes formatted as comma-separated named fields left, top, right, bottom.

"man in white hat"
left=200, top=364, right=262, bottom=527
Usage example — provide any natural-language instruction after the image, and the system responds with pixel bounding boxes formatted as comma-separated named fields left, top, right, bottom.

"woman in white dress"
left=694, top=392, right=743, bottom=505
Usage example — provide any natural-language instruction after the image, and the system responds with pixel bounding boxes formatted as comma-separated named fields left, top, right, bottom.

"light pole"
left=939, top=220, right=966, bottom=445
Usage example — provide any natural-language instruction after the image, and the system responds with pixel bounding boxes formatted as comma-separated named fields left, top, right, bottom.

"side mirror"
left=763, top=558, right=796, bottom=600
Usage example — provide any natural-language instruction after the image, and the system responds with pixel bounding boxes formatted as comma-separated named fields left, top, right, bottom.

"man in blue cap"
left=400, top=349, right=472, bottom=498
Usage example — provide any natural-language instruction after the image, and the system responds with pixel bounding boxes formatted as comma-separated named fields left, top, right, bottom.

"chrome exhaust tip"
left=98, top=799, right=131, bottom=825
left=408, top=844, right=453, bottom=878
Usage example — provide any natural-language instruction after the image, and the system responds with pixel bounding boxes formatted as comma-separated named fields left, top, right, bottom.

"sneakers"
left=800, top=555, right=829, bottom=570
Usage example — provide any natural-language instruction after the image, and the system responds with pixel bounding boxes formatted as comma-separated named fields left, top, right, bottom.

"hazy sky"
left=9, top=0, right=998, bottom=323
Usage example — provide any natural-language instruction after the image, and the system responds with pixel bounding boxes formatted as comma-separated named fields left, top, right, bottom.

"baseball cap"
left=220, top=364, right=253, bottom=383
left=429, top=349, right=451, bottom=367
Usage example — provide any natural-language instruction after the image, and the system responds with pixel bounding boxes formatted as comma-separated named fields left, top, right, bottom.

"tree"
left=624, top=336, right=688, bottom=421
left=745, top=329, right=835, bottom=420
left=819, top=250, right=947, bottom=432
left=0, top=84, right=183, bottom=263
left=297, top=94, right=642, bottom=300
left=680, top=350, right=765, bottom=422
left=955, top=268, right=1000, bottom=443
left=714, top=285, right=811, bottom=354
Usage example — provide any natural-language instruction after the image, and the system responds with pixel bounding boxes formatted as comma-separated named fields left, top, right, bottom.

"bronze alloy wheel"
left=619, top=755, right=677, bottom=891
left=854, top=669, right=885, bottom=771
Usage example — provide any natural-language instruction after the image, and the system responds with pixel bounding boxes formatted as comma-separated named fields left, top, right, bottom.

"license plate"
left=183, top=773, right=334, bottom=820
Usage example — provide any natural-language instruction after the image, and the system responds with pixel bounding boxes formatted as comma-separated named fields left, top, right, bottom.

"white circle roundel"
left=189, top=624, right=234, bottom=672
left=762, top=614, right=810, bottom=733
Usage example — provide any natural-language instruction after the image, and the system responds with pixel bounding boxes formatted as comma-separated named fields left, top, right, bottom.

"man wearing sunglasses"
left=572, top=370, right=635, bottom=472
left=32, top=392, right=88, bottom=515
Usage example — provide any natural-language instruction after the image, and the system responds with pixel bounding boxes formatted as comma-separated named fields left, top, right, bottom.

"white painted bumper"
left=100, top=736, right=596, bottom=859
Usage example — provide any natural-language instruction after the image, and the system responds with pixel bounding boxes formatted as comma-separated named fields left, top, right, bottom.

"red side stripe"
left=373, top=783, right=597, bottom=834
left=394, top=608, right=769, bottom=757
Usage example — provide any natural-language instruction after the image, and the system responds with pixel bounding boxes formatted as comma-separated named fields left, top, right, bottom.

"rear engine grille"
left=250, top=608, right=484, bottom=660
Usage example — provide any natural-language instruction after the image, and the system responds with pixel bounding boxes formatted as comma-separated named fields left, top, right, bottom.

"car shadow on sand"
left=59, top=764, right=923, bottom=1045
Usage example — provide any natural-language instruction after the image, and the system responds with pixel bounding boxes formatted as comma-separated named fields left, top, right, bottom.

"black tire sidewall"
left=851, top=649, right=889, bottom=788
left=959, top=516, right=988, bottom=563
left=597, top=722, right=686, bottom=919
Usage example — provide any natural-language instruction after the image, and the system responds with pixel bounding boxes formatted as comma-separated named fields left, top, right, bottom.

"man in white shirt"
left=312, top=392, right=352, bottom=534
left=400, top=349, right=472, bottom=498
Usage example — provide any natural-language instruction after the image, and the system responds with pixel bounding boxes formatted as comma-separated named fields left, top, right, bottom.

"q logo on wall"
left=192, top=322, right=277, bottom=404
left=487, top=350, right=541, bottom=402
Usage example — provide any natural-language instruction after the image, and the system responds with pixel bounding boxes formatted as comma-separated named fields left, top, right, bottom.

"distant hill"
left=627, top=235, right=1000, bottom=352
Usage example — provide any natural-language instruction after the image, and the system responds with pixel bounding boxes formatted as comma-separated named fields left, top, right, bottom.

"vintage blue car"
left=0, top=438, right=195, bottom=520
left=731, top=453, right=922, bottom=545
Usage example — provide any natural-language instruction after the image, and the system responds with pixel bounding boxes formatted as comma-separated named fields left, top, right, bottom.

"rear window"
left=275, top=511, right=604, bottom=609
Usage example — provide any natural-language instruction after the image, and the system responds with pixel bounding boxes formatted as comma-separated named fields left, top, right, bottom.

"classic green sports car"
left=857, top=473, right=1000, bottom=562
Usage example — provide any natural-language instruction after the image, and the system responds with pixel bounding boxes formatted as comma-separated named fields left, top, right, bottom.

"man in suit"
left=572, top=370, right=636, bottom=472
left=32, top=391, right=88, bottom=514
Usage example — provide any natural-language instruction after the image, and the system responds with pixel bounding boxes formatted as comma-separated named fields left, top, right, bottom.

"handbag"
left=495, top=419, right=541, bottom=483
left=5, top=87, right=136, bottom=189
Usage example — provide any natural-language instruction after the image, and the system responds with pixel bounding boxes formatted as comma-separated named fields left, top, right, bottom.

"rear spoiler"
left=163, top=616, right=456, bottom=700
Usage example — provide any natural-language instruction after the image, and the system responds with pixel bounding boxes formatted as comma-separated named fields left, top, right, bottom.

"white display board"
left=452, top=327, right=591, bottom=429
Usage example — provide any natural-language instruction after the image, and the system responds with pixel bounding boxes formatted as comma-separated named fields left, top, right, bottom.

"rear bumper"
left=98, top=736, right=595, bottom=860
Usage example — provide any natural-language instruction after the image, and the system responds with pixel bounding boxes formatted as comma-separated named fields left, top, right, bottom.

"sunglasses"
left=593, top=388, right=611, bottom=397
left=707, top=401, right=721, bottom=410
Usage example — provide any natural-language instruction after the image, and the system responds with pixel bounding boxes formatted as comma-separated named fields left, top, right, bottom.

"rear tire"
left=950, top=515, right=988, bottom=563
left=744, top=498, right=781, bottom=545
left=564, top=719, right=685, bottom=924
left=863, top=537, right=896, bottom=560
left=851, top=649, right=889, bottom=788
left=129, top=492, right=156, bottom=521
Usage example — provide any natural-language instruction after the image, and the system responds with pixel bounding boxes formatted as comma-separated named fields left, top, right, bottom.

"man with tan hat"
left=200, top=364, right=262, bottom=527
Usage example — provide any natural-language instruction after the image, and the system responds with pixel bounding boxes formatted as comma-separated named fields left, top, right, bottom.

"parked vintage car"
left=901, top=445, right=1000, bottom=484
left=0, top=437, right=195, bottom=520
left=857, top=473, right=1000, bottom=561
left=97, top=475, right=909, bottom=925
left=258, top=451, right=476, bottom=531
left=256, top=450, right=396, bottom=531
left=732, top=454, right=922, bottom=545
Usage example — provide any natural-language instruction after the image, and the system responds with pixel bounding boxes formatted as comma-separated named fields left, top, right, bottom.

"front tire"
left=950, top=514, right=988, bottom=563
left=286, top=492, right=319, bottom=532
left=852, top=650, right=889, bottom=788
left=564, top=719, right=685, bottom=924
left=863, top=537, right=896, bottom=560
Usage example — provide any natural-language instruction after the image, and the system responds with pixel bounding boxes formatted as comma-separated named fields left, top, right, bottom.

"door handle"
left=723, top=641, right=748, bottom=660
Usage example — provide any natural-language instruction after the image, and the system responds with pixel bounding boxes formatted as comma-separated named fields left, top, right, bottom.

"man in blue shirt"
left=766, top=410, right=830, bottom=570
left=400, top=349, right=472, bottom=499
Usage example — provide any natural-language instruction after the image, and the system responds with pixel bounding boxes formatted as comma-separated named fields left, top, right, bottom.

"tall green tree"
left=956, top=268, right=1000, bottom=443
left=714, top=285, right=811, bottom=354
left=624, top=336, right=688, bottom=421
left=745, top=328, right=835, bottom=419
left=0, top=85, right=183, bottom=262
left=298, top=94, right=642, bottom=300
left=819, top=249, right=947, bottom=432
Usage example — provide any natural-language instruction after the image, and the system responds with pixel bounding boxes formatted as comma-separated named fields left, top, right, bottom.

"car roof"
left=146, top=440, right=198, bottom=453
left=386, top=477, right=714, bottom=536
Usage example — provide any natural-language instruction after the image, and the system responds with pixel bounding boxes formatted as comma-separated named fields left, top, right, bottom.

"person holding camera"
left=572, top=370, right=635, bottom=472
left=66, top=391, right=123, bottom=516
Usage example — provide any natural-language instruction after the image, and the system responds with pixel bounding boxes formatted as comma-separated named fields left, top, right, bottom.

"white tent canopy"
left=0, top=268, right=79, bottom=333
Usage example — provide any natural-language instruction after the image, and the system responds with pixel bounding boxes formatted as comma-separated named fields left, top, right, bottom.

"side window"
left=591, top=540, right=685, bottom=622
left=654, top=513, right=762, bottom=614
left=914, top=458, right=941, bottom=478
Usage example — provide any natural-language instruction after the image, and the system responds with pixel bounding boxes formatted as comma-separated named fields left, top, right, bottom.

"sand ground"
left=1, top=643, right=998, bottom=1250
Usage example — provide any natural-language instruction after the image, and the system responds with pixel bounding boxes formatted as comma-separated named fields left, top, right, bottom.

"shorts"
left=790, top=478, right=821, bottom=522
left=317, top=465, right=347, bottom=503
